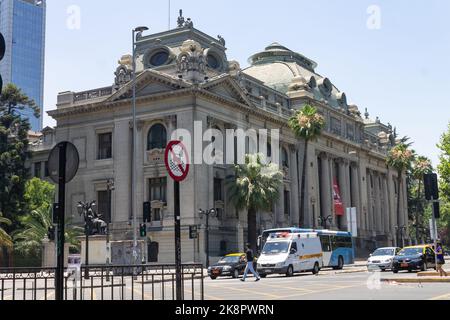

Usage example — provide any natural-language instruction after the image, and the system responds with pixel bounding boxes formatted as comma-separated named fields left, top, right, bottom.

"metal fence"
left=0, top=264, right=204, bottom=301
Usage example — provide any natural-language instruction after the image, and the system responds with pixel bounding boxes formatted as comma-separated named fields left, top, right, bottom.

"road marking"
left=259, top=283, right=315, bottom=293
left=275, top=283, right=367, bottom=300
left=429, top=292, right=450, bottom=301
left=207, top=283, right=281, bottom=299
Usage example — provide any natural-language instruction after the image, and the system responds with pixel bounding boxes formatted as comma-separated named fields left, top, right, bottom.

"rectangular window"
left=214, top=178, right=224, bottom=202
left=149, top=178, right=167, bottom=203
left=330, top=117, right=342, bottom=135
left=98, top=132, right=112, bottom=160
left=97, top=190, right=110, bottom=223
left=284, top=190, right=290, bottom=216
left=34, top=162, right=41, bottom=178
left=44, top=161, right=49, bottom=177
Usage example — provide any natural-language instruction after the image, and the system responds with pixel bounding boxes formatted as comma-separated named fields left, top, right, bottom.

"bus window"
left=321, top=235, right=331, bottom=252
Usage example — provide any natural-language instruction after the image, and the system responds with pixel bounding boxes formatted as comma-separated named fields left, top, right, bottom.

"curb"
left=381, top=278, right=450, bottom=283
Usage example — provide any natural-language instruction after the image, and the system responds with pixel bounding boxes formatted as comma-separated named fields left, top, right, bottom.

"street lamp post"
left=106, top=179, right=114, bottom=281
left=77, top=201, right=96, bottom=279
left=395, top=225, right=406, bottom=248
left=199, top=208, right=216, bottom=268
left=318, top=215, right=333, bottom=230
left=131, top=26, right=148, bottom=267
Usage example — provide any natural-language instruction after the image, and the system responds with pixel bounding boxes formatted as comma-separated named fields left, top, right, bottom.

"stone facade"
left=30, top=22, right=409, bottom=263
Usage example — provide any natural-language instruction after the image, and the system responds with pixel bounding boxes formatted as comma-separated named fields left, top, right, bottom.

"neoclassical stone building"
left=30, top=19, right=409, bottom=263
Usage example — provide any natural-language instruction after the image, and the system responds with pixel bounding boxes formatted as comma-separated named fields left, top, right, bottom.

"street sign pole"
left=174, top=180, right=182, bottom=300
left=165, top=140, right=190, bottom=301
left=55, top=142, right=67, bottom=301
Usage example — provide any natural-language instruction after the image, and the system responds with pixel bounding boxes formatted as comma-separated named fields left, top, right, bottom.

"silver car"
left=367, top=247, right=401, bottom=271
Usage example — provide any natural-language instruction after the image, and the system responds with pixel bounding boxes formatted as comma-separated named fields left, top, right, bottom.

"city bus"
left=259, top=228, right=355, bottom=269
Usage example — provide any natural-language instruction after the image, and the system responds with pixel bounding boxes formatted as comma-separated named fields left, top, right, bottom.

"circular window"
left=150, top=51, right=169, bottom=66
left=207, top=54, right=220, bottom=69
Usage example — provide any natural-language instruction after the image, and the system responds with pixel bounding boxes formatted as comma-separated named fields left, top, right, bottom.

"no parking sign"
left=164, top=140, right=190, bottom=182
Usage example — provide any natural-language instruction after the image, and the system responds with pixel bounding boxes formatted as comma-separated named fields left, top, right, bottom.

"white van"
left=257, top=232, right=323, bottom=277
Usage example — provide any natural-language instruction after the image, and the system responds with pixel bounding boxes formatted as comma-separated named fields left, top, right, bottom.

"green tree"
left=288, top=104, right=325, bottom=226
left=0, top=84, right=40, bottom=227
left=436, top=122, right=450, bottom=247
left=13, top=206, right=83, bottom=256
left=386, top=140, right=415, bottom=245
left=408, top=156, right=433, bottom=242
left=438, top=122, right=450, bottom=200
left=13, top=178, right=83, bottom=256
left=228, top=154, right=283, bottom=252
left=0, top=212, right=12, bottom=248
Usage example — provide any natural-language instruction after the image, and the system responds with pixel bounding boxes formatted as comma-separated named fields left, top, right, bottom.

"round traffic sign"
left=164, top=140, right=190, bottom=182
left=48, top=142, right=80, bottom=184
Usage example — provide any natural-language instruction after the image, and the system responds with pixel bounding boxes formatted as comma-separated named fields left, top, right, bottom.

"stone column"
left=319, top=153, right=332, bottom=225
left=366, top=169, right=373, bottom=232
left=374, top=173, right=382, bottom=233
left=382, top=175, right=390, bottom=234
left=338, top=159, right=350, bottom=230
left=276, top=183, right=285, bottom=227
left=289, top=146, right=300, bottom=227
left=350, top=163, right=361, bottom=230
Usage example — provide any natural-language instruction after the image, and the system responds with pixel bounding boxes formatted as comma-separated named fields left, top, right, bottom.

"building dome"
left=243, top=43, right=319, bottom=94
left=243, top=43, right=347, bottom=110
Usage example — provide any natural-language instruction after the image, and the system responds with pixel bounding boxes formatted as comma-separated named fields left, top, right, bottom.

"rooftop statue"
left=218, top=35, right=226, bottom=47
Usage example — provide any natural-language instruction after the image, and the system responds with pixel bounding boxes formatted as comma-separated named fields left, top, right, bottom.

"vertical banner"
left=347, top=208, right=358, bottom=237
left=333, top=180, right=345, bottom=216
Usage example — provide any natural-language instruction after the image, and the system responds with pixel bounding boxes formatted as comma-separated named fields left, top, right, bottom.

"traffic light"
left=143, top=202, right=151, bottom=223
left=52, top=203, right=59, bottom=224
left=433, top=201, right=440, bottom=219
left=140, top=224, right=147, bottom=237
left=0, top=32, right=5, bottom=95
left=48, top=226, right=55, bottom=241
left=424, top=173, right=439, bottom=201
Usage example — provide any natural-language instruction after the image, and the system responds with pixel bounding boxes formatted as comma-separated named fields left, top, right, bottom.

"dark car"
left=392, top=245, right=436, bottom=273
left=207, top=253, right=247, bottom=280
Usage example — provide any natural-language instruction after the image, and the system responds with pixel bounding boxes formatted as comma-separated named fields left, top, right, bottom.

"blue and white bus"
left=259, top=228, right=355, bottom=269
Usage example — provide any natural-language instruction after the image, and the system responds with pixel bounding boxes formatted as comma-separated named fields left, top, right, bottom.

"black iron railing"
left=0, top=264, right=204, bottom=301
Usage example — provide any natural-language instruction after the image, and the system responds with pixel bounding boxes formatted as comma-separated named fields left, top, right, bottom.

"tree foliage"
left=436, top=122, right=450, bottom=246
left=0, top=84, right=39, bottom=226
left=288, top=104, right=325, bottom=226
left=228, top=154, right=283, bottom=252
left=13, top=178, right=83, bottom=256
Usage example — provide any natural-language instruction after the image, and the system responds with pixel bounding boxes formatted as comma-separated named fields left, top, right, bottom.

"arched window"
left=147, top=124, right=167, bottom=150
left=282, top=148, right=289, bottom=168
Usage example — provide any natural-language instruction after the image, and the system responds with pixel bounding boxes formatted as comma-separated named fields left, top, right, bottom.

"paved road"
left=1, top=266, right=449, bottom=300
left=202, top=269, right=450, bottom=300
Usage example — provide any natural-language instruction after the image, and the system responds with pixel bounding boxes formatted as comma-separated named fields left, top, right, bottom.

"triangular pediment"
left=201, top=75, right=252, bottom=107
left=107, top=70, right=190, bottom=102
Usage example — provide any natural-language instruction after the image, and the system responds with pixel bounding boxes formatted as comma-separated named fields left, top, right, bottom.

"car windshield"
left=372, top=249, right=395, bottom=256
left=398, top=248, right=423, bottom=256
left=218, top=256, right=241, bottom=263
left=262, top=241, right=290, bottom=254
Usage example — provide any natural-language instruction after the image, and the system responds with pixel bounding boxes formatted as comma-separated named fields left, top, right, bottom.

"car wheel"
left=333, top=256, right=344, bottom=270
left=312, top=262, right=320, bottom=275
left=260, top=274, right=267, bottom=279
left=286, top=265, right=294, bottom=277
left=210, top=276, right=217, bottom=280
left=381, top=269, right=386, bottom=272
left=393, top=269, right=399, bottom=274
left=232, top=269, right=239, bottom=279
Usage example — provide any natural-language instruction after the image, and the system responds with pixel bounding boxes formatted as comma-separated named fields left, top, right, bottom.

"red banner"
left=333, top=180, right=345, bottom=216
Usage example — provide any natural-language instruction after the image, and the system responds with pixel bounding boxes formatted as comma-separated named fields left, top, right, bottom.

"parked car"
left=208, top=253, right=247, bottom=280
left=392, top=245, right=436, bottom=273
left=367, top=247, right=401, bottom=271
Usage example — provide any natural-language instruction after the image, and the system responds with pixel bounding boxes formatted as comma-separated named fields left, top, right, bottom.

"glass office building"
left=0, top=0, right=46, bottom=131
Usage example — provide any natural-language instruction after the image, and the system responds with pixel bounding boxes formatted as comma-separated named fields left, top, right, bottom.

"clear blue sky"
left=44, top=0, right=450, bottom=166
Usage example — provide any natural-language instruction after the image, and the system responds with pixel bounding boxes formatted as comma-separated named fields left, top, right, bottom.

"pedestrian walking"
left=241, top=244, right=261, bottom=282
left=436, top=242, right=448, bottom=277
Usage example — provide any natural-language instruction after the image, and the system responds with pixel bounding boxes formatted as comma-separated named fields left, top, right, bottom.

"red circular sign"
left=165, top=140, right=190, bottom=182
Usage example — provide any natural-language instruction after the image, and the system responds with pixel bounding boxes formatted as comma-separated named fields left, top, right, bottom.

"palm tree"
left=411, top=156, right=433, bottom=242
left=228, top=153, right=283, bottom=252
left=288, top=105, right=325, bottom=227
left=13, top=206, right=83, bottom=256
left=386, top=140, right=415, bottom=246
left=0, top=212, right=13, bottom=248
